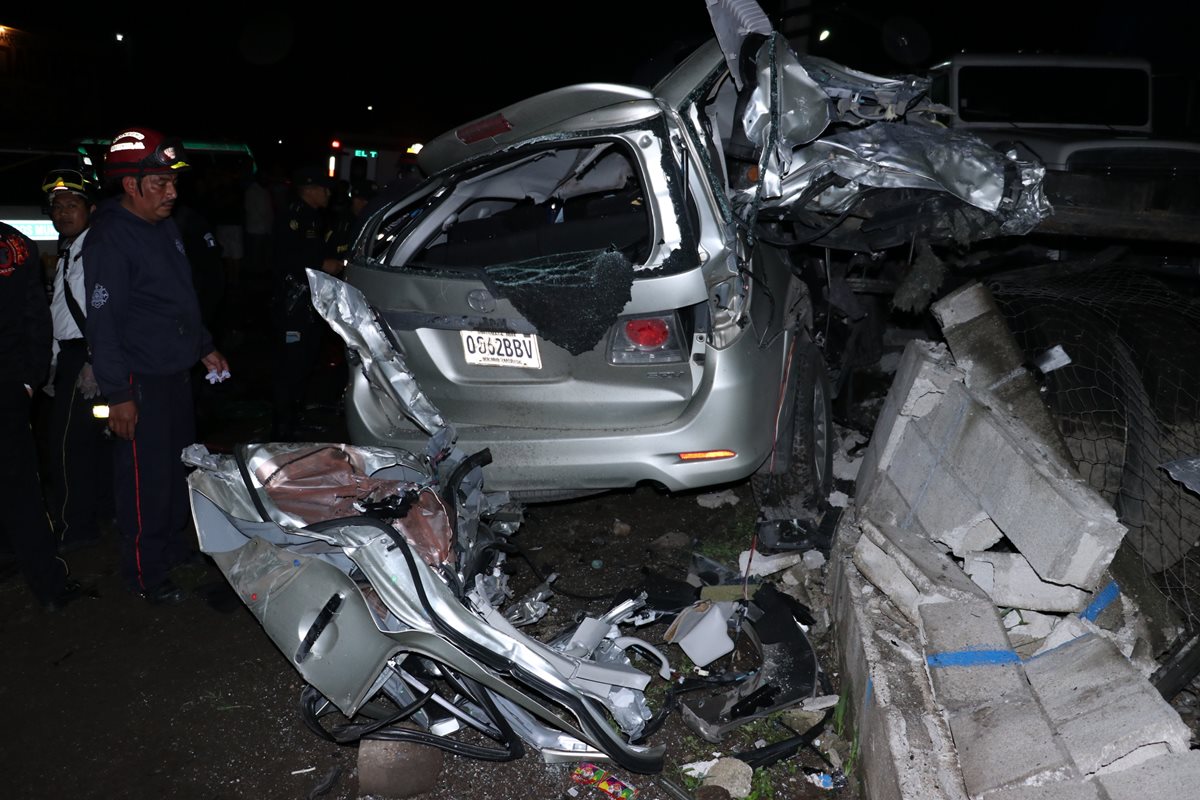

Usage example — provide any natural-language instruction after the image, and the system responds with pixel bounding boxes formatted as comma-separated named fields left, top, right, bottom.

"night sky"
left=3, top=1, right=1196, bottom=167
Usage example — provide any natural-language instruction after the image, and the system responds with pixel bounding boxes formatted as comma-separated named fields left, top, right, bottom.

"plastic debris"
left=504, top=574, right=556, bottom=627
left=801, top=694, right=839, bottom=711
left=664, top=601, right=736, bottom=667
left=1033, top=344, right=1072, bottom=374
left=802, top=550, right=827, bottom=570
left=804, top=770, right=848, bottom=790
left=739, top=549, right=803, bottom=577
left=827, top=490, right=849, bottom=508
left=696, top=489, right=740, bottom=509
left=680, top=758, right=719, bottom=778
left=571, top=763, right=638, bottom=800
left=1161, top=455, right=1200, bottom=494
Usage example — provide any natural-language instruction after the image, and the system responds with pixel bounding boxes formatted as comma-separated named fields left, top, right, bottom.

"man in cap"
left=270, top=165, right=343, bottom=440
left=83, top=128, right=229, bottom=605
left=0, top=218, right=81, bottom=610
left=42, top=169, right=113, bottom=552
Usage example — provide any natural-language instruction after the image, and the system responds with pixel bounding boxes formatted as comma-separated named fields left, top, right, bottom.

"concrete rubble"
left=830, top=282, right=1197, bottom=799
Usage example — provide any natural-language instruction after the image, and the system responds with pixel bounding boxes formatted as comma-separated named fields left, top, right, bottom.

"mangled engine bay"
left=185, top=273, right=826, bottom=774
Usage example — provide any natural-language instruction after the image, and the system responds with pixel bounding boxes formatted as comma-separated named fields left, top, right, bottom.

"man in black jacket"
left=0, top=219, right=80, bottom=610
left=83, top=128, right=229, bottom=605
left=270, top=165, right=343, bottom=440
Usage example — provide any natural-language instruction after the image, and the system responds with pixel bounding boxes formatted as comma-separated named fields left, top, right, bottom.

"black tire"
left=752, top=341, right=834, bottom=516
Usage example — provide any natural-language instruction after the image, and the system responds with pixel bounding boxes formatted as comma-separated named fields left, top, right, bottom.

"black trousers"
left=0, top=381, right=67, bottom=604
left=48, top=341, right=113, bottom=546
left=271, top=316, right=322, bottom=440
left=111, top=371, right=194, bottom=592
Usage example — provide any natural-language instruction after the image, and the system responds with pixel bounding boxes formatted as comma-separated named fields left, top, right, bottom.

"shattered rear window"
left=405, top=143, right=652, bottom=270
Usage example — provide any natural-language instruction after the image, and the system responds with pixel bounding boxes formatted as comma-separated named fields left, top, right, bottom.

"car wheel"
left=752, top=341, right=834, bottom=517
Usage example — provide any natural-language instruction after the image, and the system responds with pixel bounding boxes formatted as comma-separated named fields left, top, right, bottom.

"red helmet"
left=103, top=128, right=190, bottom=180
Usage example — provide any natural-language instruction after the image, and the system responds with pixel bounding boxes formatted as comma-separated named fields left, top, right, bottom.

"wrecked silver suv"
left=342, top=21, right=1046, bottom=506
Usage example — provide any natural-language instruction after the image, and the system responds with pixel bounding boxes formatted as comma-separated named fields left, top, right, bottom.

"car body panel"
left=186, top=438, right=665, bottom=772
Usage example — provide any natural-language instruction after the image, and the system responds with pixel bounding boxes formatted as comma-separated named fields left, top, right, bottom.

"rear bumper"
left=347, top=330, right=790, bottom=493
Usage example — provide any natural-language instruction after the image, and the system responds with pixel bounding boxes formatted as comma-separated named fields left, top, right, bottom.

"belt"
left=58, top=338, right=87, bottom=350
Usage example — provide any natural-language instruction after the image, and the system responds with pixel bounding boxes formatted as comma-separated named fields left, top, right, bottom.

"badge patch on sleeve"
left=91, top=284, right=110, bottom=308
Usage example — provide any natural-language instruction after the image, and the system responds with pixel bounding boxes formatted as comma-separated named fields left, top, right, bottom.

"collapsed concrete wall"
left=856, top=340, right=1126, bottom=592
left=835, top=282, right=1197, bottom=798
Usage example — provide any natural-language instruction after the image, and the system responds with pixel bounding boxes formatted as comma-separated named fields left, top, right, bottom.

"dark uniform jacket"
left=0, top=222, right=50, bottom=389
left=82, top=200, right=213, bottom=405
left=273, top=198, right=338, bottom=326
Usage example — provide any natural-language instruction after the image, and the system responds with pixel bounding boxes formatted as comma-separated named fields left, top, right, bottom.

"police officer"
left=270, top=165, right=343, bottom=440
left=0, top=219, right=81, bottom=610
left=42, top=169, right=113, bottom=552
left=83, top=128, right=230, bottom=605
left=336, top=178, right=379, bottom=249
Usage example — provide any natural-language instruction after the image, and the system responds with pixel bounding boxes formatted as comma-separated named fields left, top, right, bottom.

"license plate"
left=460, top=331, right=542, bottom=369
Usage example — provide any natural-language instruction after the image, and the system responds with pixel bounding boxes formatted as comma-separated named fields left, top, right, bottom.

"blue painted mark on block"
left=926, top=648, right=1021, bottom=668
left=1080, top=580, right=1120, bottom=622
left=865, top=677, right=873, bottom=707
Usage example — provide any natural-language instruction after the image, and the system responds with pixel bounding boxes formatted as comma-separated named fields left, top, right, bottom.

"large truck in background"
left=929, top=54, right=1200, bottom=246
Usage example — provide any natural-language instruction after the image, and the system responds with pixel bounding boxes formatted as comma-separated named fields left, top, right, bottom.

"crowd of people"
left=1, top=128, right=387, bottom=610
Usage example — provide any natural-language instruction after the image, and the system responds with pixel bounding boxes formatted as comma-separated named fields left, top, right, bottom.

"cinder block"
left=919, top=599, right=1028, bottom=714
left=918, top=382, right=1126, bottom=589
left=919, top=595, right=1013, bottom=655
left=1033, top=615, right=1094, bottom=657
left=963, top=551, right=1090, bottom=613
left=856, top=340, right=963, bottom=510
left=853, top=535, right=922, bottom=624
left=861, top=520, right=988, bottom=602
left=1094, top=751, right=1200, bottom=800
left=1054, top=696, right=1184, bottom=775
left=935, top=513, right=1004, bottom=557
left=978, top=779, right=1104, bottom=800
left=947, top=694, right=1073, bottom=796
left=1002, top=609, right=1060, bottom=654
left=830, top=516, right=970, bottom=800
left=931, top=281, right=1074, bottom=466
left=1025, top=635, right=1192, bottom=775
left=885, top=430, right=986, bottom=538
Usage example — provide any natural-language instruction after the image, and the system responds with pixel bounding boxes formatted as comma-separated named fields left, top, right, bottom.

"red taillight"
left=625, top=318, right=669, bottom=348
left=609, top=313, right=685, bottom=365
left=456, top=114, right=513, bottom=144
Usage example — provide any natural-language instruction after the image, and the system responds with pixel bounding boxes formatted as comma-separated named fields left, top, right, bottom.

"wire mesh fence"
left=986, top=264, right=1200, bottom=636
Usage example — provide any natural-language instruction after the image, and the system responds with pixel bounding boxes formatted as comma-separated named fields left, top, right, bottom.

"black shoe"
left=43, top=579, right=84, bottom=612
left=141, top=579, right=188, bottom=606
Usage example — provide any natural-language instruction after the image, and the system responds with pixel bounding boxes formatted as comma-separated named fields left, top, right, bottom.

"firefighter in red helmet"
left=82, top=127, right=230, bottom=605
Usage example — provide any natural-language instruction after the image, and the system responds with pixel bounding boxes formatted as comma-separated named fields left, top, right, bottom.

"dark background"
left=3, top=0, right=1198, bottom=169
